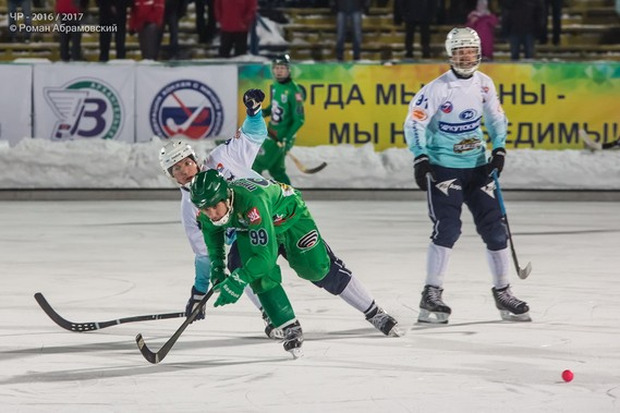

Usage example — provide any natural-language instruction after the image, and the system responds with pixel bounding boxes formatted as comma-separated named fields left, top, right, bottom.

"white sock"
left=339, top=276, right=375, bottom=314
left=425, top=243, right=451, bottom=287
left=486, top=247, right=510, bottom=289
left=243, top=285, right=262, bottom=311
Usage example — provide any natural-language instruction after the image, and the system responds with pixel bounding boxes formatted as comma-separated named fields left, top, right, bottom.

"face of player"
left=171, top=157, right=199, bottom=186
left=452, top=47, right=479, bottom=72
left=273, top=65, right=290, bottom=82
left=202, top=201, right=230, bottom=225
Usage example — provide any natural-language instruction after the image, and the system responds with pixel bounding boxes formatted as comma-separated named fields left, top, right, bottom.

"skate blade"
left=417, top=308, right=450, bottom=324
left=499, top=310, right=532, bottom=322
left=288, top=347, right=304, bottom=359
left=387, top=325, right=405, bottom=337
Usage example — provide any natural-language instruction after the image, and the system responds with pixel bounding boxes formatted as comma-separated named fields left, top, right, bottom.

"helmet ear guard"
left=445, top=27, right=481, bottom=77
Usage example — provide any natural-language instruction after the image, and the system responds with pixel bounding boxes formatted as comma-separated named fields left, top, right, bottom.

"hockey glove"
left=214, top=272, right=247, bottom=307
left=486, top=148, right=506, bottom=177
left=243, top=88, right=265, bottom=116
left=413, top=155, right=436, bottom=191
left=185, top=286, right=207, bottom=322
left=210, top=266, right=227, bottom=286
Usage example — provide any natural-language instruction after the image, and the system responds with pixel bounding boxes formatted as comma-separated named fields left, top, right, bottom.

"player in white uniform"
left=403, top=28, right=530, bottom=324
left=160, top=89, right=401, bottom=338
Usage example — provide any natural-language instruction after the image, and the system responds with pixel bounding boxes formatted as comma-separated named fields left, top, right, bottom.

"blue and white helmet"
left=445, top=27, right=481, bottom=77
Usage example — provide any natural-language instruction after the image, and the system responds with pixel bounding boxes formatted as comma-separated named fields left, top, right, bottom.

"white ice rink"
left=1, top=199, right=619, bottom=413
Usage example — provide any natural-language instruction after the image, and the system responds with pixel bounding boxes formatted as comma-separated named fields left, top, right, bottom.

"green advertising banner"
left=239, top=62, right=620, bottom=151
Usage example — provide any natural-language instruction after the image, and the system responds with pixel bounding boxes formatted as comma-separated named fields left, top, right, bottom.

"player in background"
left=252, top=54, right=304, bottom=185
left=160, top=89, right=401, bottom=340
left=403, top=27, right=530, bottom=324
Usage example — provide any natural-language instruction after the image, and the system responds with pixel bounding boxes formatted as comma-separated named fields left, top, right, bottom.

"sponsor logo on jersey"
left=440, top=101, right=453, bottom=113
left=435, top=179, right=462, bottom=196
left=44, top=79, right=123, bottom=140
left=482, top=86, right=489, bottom=94
left=246, top=207, right=261, bottom=225
left=234, top=180, right=258, bottom=192
left=295, top=92, right=303, bottom=102
left=459, top=109, right=477, bottom=120
left=453, top=138, right=482, bottom=153
left=150, top=79, right=223, bottom=140
left=438, top=117, right=482, bottom=134
left=296, top=230, right=319, bottom=250
left=412, top=108, right=428, bottom=121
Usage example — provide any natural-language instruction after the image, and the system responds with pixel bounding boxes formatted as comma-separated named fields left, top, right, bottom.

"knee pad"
left=312, top=245, right=352, bottom=295
left=480, top=222, right=508, bottom=251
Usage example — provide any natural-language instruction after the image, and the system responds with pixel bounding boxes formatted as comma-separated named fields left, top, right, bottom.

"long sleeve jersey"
left=197, top=179, right=304, bottom=284
left=179, top=111, right=267, bottom=291
left=404, top=70, right=507, bottom=168
left=262, top=79, right=305, bottom=151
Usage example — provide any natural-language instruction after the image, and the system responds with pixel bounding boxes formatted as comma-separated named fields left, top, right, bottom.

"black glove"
left=243, top=88, right=265, bottom=116
left=413, top=155, right=436, bottom=191
left=486, top=148, right=506, bottom=177
left=185, top=286, right=206, bottom=322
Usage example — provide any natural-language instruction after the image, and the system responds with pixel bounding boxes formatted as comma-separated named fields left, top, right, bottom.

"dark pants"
left=509, top=33, right=535, bottom=60
left=219, top=31, right=248, bottom=57
left=541, top=0, right=562, bottom=45
left=98, top=0, right=128, bottom=61
left=426, top=165, right=507, bottom=251
left=138, top=23, right=161, bottom=60
left=195, top=0, right=216, bottom=42
left=404, top=21, right=431, bottom=58
left=59, top=22, right=82, bottom=61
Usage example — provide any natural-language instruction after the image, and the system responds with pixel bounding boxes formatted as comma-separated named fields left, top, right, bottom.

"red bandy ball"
left=562, top=369, right=574, bottom=382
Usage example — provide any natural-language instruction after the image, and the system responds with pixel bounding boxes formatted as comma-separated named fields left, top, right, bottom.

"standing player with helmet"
left=403, top=27, right=531, bottom=324
left=252, top=54, right=305, bottom=185
left=160, top=89, right=401, bottom=342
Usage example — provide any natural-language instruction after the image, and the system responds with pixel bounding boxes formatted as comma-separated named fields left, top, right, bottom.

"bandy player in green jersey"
left=252, top=54, right=305, bottom=185
left=189, top=171, right=401, bottom=358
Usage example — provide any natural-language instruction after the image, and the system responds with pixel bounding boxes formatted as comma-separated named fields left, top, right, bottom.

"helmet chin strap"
left=211, top=191, right=234, bottom=227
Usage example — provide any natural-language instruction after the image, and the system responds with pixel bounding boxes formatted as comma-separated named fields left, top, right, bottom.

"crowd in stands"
left=5, top=0, right=564, bottom=62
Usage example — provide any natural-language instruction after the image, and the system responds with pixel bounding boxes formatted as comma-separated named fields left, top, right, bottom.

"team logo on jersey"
left=44, top=79, right=123, bottom=140
left=459, top=109, right=477, bottom=120
left=453, top=138, right=482, bottom=153
left=295, top=92, right=303, bottom=102
left=412, top=108, right=428, bottom=121
left=281, top=93, right=288, bottom=103
left=482, top=86, right=489, bottom=94
left=246, top=207, right=262, bottom=225
left=150, top=79, right=224, bottom=140
left=440, top=102, right=453, bottom=113
left=297, top=230, right=319, bottom=250
left=435, top=179, right=462, bottom=196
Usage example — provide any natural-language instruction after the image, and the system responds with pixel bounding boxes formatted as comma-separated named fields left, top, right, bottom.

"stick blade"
left=303, top=162, right=327, bottom=174
left=579, top=129, right=602, bottom=151
left=136, top=333, right=161, bottom=364
left=518, top=262, right=532, bottom=280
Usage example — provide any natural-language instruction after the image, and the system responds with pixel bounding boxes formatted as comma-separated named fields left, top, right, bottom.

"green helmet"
left=272, top=54, right=291, bottom=68
left=190, top=170, right=230, bottom=210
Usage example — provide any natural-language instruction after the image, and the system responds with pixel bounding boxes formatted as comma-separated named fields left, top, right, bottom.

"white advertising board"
left=0, top=64, right=33, bottom=146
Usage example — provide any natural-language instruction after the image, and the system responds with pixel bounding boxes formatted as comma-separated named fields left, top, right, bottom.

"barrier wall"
left=1, top=61, right=619, bottom=150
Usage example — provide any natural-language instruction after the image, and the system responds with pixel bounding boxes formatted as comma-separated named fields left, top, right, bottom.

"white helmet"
left=159, top=139, right=198, bottom=183
left=445, top=27, right=481, bottom=77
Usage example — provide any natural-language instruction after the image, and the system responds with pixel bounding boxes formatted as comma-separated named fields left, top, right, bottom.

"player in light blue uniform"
left=404, top=27, right=530, bottom=324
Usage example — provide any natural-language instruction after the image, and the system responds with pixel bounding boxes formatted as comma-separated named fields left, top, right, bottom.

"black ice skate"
left=492, top=285, right=531, bottom=322
left=281, top=320, right=304, bottom=359
left=262, top=310, right=284, bottom=340
left=418, top=285, right=451, bottom=324
left=365, top=307, right=402, bottom=337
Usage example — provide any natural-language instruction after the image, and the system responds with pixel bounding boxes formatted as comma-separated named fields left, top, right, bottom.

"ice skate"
left=366, top=307, right=402, bottom=337
left=262, top=310, right=284, bottom=340
left=281, top=320, right=304, bottom=359
left=492, top=285, right=531, bottom=322
left=418, top=285, right=451, bottom=324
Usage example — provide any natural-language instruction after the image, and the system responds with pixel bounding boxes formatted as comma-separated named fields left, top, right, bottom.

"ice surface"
left=1, top=199, right=619, bottom=412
